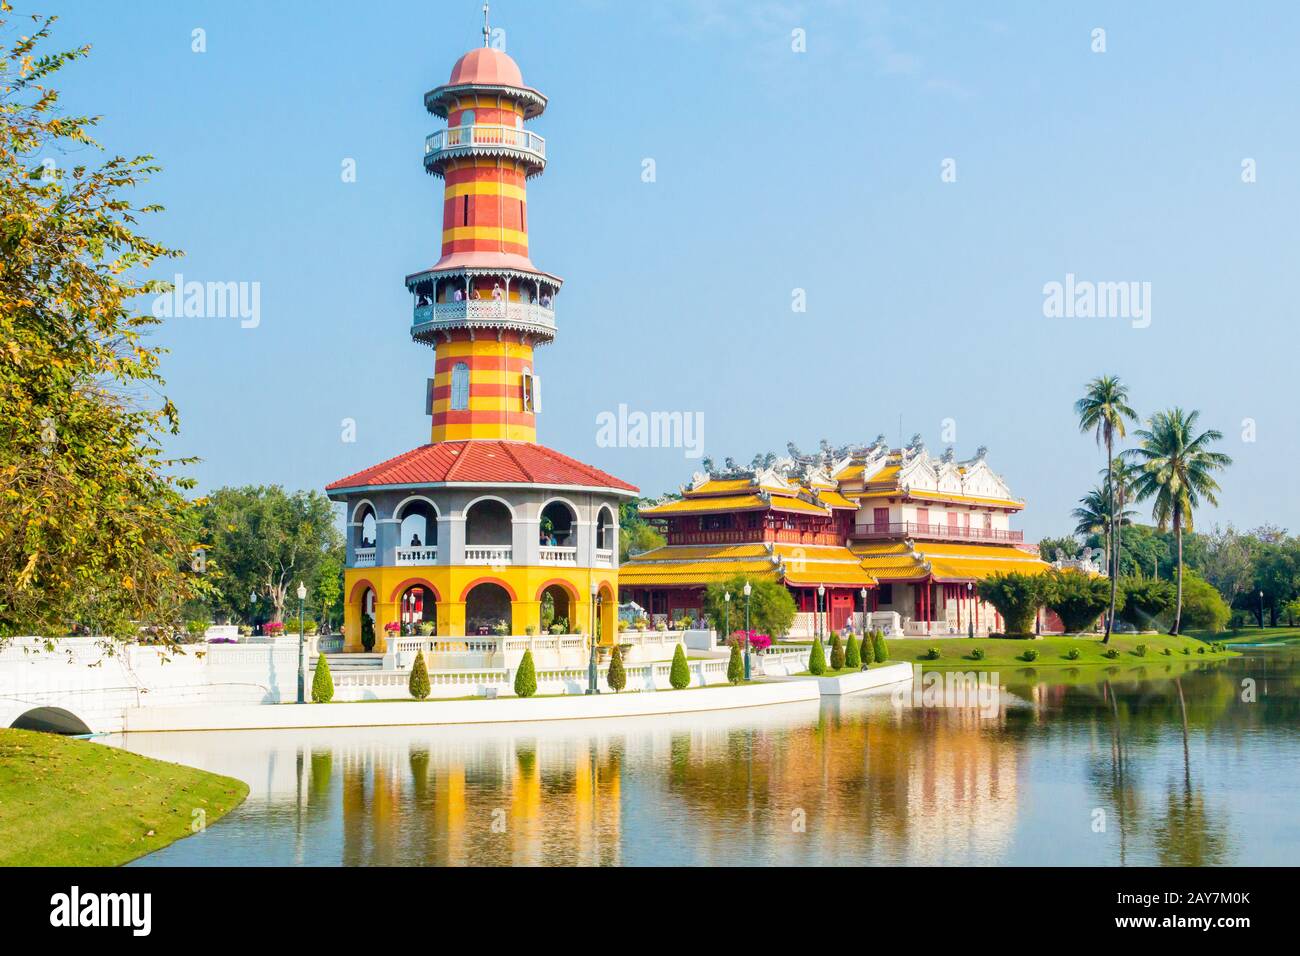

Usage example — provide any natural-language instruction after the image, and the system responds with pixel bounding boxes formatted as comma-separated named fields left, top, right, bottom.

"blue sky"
left=32, top=0, right=1300, bottom=540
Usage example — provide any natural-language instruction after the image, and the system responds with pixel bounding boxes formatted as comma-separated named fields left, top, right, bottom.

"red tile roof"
left=326, top=441, right=638, bottom=495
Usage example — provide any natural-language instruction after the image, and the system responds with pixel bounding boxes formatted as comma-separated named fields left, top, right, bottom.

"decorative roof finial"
left=482, top=2, right=491, bottom=47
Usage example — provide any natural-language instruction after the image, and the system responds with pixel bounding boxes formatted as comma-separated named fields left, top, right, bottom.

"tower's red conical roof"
left=448, top=47, right=524, bottom=87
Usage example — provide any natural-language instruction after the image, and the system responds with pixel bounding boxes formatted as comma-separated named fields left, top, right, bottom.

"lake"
left=105, top=648, right=1299, bottom=866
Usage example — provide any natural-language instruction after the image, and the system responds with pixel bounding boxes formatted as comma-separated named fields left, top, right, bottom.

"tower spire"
left=482, top=2, right=490, bottom=47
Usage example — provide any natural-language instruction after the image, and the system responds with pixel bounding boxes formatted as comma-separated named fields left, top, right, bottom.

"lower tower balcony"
left=412, top=298, right=556, bottom=342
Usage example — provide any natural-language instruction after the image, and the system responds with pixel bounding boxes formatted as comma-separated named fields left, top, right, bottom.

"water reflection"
left=109, top=650, right=1300, bottom=866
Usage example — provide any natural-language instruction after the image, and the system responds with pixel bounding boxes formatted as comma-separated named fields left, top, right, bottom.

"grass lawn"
left=0, top=728, right=248, bottom=866
left=1192, top=626, right=1300, bottom=646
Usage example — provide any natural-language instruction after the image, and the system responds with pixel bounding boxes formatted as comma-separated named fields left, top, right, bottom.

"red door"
left=917, top=508, right=930, bottom=532
left=830, top=592, right=853, bottom=630
left=873, top=507, right=889, bottom=532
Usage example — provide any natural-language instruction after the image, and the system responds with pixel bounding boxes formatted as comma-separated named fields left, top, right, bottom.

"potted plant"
left=524, top=624, right=537, bottom=636
left=492, top=620, right=510, bottom=636
left=265, top=621, right=285, bottom=637
left=418, top=620, right=435, bottom=637
left=360, top=615, right=375, bottom=652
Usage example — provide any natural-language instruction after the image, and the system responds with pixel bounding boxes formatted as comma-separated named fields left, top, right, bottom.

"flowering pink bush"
left=384, top=621, right=400, bottom=633
left=729, top=630, right=771, bottom=652
left=264, top=621, right=285, bottom=635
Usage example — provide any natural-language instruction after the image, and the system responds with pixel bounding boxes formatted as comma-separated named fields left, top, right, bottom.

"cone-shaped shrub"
left=514, top=649, right=538, bottom=698
left=606, top=644, right=626, bottom=692
left=669, top=643, right=691, bottom=689
left=408, top=650, right=430, bottom=700
left=808, top=638, right=827, bottom=675
left=845, top=634, right=861, bottom=669
left=311, top=653, right=334, bottom=703
left=872, top=630, right=888, bottom=663
left=860, top=632, right=876, bottom=665
left=727, top=640, right=744, bottom=685
left=829, top=634, right=845, bottom=670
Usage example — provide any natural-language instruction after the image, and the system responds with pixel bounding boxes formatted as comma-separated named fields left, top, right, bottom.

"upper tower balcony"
left=424, top=124, right=547, bottom=178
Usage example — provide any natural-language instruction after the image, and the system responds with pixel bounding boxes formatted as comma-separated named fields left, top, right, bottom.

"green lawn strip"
left=780, top=633, right=1234, bottom=668
left=1193, top=627, right=1300, bottom=646
left=794, top=662, right=899, bottom=678
left=0, top=728, right=248, bottom=866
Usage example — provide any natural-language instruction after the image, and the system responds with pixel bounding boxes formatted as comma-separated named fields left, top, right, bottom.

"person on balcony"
left=453, top=287, right=464, bottom=302
left=410, top=533, right=422, bottom=547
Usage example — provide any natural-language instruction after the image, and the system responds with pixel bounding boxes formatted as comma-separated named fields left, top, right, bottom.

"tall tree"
left=1074, top=376, right=1138, bottom=643
left=0, top=7, right=202, bottom=641
left=1125, top=409, right=1233, bottom=634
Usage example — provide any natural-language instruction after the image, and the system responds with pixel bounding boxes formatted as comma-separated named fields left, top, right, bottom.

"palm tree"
left=1075, top=377, right=1138, bottom=642
left=1105, top=459, right=1140, bottom=574
left=1125, top=408, right=1232, bottom=634
left=1072, top=487, right=1112, bottom=568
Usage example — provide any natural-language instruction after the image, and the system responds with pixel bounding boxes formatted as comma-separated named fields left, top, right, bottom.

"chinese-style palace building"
left=620, top=437, right=1058, bottom=637
left=325, top=23, right=636, bottom=652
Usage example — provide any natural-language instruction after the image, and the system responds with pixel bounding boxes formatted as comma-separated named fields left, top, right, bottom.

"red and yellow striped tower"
left=406, top=16, right=561, bottom=444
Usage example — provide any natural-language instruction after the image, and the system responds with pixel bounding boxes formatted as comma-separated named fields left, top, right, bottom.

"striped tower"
left=407, top=16, right=560, bottom=444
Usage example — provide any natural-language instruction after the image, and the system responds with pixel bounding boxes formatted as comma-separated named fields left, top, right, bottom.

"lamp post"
left=296, top=581, right=307, bottom=704
left=859, top=587, right=868, bottom=641
left=586, top=581, right=600, bottom=694
left=250, top=590, right=258, bottom=635
left=967, top=581, right=975, bottom=638
left=742, top=581, right=752, bottom=681
left=818, top=584, right=826, bottom=640
left=724, top=591, right=731, bottom=650
left=1260, top=590, right=1265, bottom=630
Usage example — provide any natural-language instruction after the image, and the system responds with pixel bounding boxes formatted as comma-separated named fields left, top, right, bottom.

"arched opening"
left=539, top=500, right=576, bottom=547
left=351, top=584, right=377, bottom=651
left=397, top=498, right=438, bottom=549
left=465, top=499, right=512, bottom=546
left=353, top=502, right=377, bottom=550
left=595, top=506, right=616, bottom=552
left=540, top=584, right=573, bottom=634
left=398, top=583, right=437, bottom=636
left=465, top=582, right=512, bottom=636
left=598, top=583, right=617, bottom=645
left=10, top=707, right=93, bottom=735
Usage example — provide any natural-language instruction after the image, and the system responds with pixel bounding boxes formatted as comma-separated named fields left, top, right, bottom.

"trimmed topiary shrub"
left=1022, top=648, right=1039, bottom=662
left=971, top=647, right=986, bottom=661
left=606, top=644, right=626, bottom=692
left=669, top=643, right=691, bottom=689
left=514, top=649, right=538, bottom=698
left=808, top=638, right=827, bottom=675
left=1163, top=647, right=1173, bottom=656
left=1105, top=647, right=1120, bottom=659
left=845, top=634, right=861, bottom=669
left=727, top=640, right=744, bottom=685
left=977, top=572, right=1047, bottom=637
left=860, top=632, right=876, bottom=665
left=360, top=615, right=376, bottom=652
left=408, top=650, right=430, bottom=700
left=1135, top=643, right=1148, bottom=657
left=1066, top=646, right=1081, bottom=661
left=1043, top=568, right=1111, bottom=633
left=311, top=653, right=334, bottom=703
left=829, top=634, right=845, bottom=670
left=872, top=630, right=888, bottom=663
left=924, top=646, right=941, bottom=660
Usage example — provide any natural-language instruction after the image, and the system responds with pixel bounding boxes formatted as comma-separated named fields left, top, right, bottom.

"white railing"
left=395, top=546, right=438, bottom=565
left=353, top=547, right=376, bottom=568
left=413, top=299, right=556, bottom=334
left=538, top=545, right=577, bottom=565
left=594, top=547, right=614, bottom=566
left=464, top=545, right=512, bottom=565
left=425, top=124, right=546, bottom=163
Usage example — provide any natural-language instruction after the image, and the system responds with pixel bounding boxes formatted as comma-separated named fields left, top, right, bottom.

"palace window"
left=450, top=362, right=470, bottom=410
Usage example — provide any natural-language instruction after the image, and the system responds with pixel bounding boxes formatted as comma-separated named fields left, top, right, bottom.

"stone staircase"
left=309, top=652, right=385, bottom=672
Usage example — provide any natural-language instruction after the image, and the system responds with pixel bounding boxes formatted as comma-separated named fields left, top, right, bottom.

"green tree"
left=514, top=649, right=537, bottom=698
left=360, top=613, right=375, bottom=652
left=1125, top=408, right=1232, bottom=633
left=408, top=650, right=430, bottom=700
left=726, top=639, right=743, bottom=684
left=668, top=643, right=690, bottom=689
left=1038, top=535, right=1081, bottom=565
left=872, top=630, right=888, bottom=663
left=845, top=633, right=861, bottom=668
left=311, top=653, right=334, bottom=703
left=977, top=572, right=1046, bottom=636
left=0, top=10, right=204, bottom=641
left=1156, top=569, right=1228, bottom=633
left=619, top=499, right=665, bottom=561
left=860, top=631, right=876, bottom=665
left=198, top=486, right=342, bottom=624
left=702, top=576, right=796, bottom=639
left=1119, top=577, right=1176, bottom=629
left=808, top=637, right=827, bottom=675
left=829, top=634, right=845, bottom=670
left=606, top=644, right=626, bottom=692
left=1043, top=569, right=1111, bottom=633
left=312, top=552, right=343, bottom=634
left=1074, top=376, right=1139, bottom=643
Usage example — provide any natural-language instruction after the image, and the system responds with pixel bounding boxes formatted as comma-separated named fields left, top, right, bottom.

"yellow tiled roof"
left=640, top=494, right=768, bottom=516
left=618, top=556, right=779, bottom=585
left=906, top=489, right=1026, bottom=511
left=626, top=544, right=770, bottom=562
left=783, top=565, right=877, bottom=587
left=687, top=478, right=755, bottom=496
left=812, top=490, right=857, bottom=509
left=768, top=495, right=830, bottom=515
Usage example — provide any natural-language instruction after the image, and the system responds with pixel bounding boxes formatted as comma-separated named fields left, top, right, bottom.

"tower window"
left=450, top=362, right=470, bottom=410
left=520, top=199, right=525, bottom=231
left=521, top=367, right=534, bottom=412
left=462, top=195, right=469, bottom=226
left=461, top=109, right=475, bottom=127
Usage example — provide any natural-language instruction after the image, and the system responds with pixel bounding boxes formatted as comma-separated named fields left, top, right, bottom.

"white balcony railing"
left=538, top=545, right=577, bottom=565
left=464, top=545, right=512, bottom=565
left=425, top=124, right=546, bottom=167
left=353, top=547, right=376, bottom=568
left=396, top=546, right=438, bottom=566
left=412, top=299, right=555, bottom=338
left=594, top=547, right=614, bottom=567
